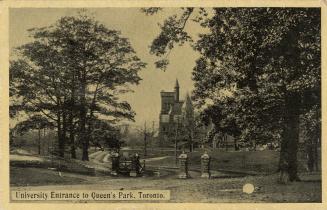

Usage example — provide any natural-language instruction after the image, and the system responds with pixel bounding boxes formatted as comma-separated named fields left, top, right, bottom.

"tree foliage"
left=147, top=8, right=320, bottom=181
left=10, top=11, right=146, bottom=160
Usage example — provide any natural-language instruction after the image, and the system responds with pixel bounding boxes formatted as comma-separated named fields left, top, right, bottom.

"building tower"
left=174, top=79, right=179, bottom=102
left=159, top=79, right=186, bottom=146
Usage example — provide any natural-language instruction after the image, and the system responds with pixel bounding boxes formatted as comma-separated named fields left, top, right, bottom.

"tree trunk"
left=43, top=128, right=46, bottom=155
left=70, top=138, right=76, bottom=159
left=38, top=127, right=41, bottom=155
left=304, top=140, right=319, bottom=172
left=314, top=138, right=319, bottom=171
left=234, top=138, right=239, bottom=151
left=188, top=133, right=192, bottom=152
left=69, top=104, right=76, bottom=159
left=57, top=113, right=64, bottom=158
left=311, top=136, right=319, bottom=172
left=252, top=140, right=256, bottom=151
left=144, top=132, right=147, bottom=157
left=279, top=92, right=301, bottom=182
left=60, top=112, right=67, bottom=158
left=69, top=123, right=76, bottom=159
left=306, top=141, right=314, bottom=172
left=80, top=77, right=89, bottom=161
left=69, top=74, right=77, bottom=159
left=82, top=140, right=89, bottom=161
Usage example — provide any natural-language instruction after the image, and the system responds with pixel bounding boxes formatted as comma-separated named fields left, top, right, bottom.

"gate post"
left=130, top=153, right=139, bottom=177
left=178, top=151, right=189, bottom=179
left=201, top=151, right=211, bottom=178
left=110, top=151, right=120, bottom=176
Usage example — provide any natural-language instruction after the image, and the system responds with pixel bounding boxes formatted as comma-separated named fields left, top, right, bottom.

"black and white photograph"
left=7, top=5, right=322, bottom=204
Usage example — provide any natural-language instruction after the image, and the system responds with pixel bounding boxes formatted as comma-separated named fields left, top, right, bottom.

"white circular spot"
left=243, top=183, right=255, bottom=194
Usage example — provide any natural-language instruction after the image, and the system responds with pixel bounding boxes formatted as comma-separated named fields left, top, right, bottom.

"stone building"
left=158, top=79, right=194, bottom=146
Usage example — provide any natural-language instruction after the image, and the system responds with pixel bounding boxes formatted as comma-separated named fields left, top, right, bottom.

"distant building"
left=158, top=79, right=194, bottom=145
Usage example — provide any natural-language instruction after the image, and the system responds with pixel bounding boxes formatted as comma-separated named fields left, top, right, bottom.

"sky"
left=9, top=8, right=204, bottom=128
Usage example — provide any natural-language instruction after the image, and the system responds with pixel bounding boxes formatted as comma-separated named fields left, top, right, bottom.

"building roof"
left=175, top=79, right=180, bottom=88
left=160, top=91, right=175, bottom=97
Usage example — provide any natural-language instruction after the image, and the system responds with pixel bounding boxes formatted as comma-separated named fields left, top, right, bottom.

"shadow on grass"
left=10, top=167, right=86, bottom=187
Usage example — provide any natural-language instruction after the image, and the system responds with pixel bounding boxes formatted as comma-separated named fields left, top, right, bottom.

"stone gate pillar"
left=201, top=151, right=211, bottom=178
left=178, top=151, right=189, bottom=179
left=110, top=151, right=120, bottom=176
left=130, top=153, right=139, bottom=177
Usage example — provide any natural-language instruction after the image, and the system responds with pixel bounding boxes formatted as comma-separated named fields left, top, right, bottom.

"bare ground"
left=10, top=166, right=321, bottom=203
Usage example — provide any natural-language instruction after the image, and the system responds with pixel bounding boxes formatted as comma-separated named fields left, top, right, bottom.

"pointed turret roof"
left=182, top=93, right=193, bottom=110
left=175, top=79, right=180, bottom=88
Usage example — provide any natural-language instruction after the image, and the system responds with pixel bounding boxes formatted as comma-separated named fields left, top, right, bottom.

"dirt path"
left=143, top=156, right=170, bottom=161
left=89, top=151, right=170, bottom=165
left=10, top=154, right=45, bottom=162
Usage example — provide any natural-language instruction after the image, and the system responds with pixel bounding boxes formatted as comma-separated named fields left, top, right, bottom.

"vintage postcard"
left=0, top=0, right=326, bottom=210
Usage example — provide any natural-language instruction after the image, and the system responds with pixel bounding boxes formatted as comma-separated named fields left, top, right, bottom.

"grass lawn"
left=146, top=149, right=313, bottom=175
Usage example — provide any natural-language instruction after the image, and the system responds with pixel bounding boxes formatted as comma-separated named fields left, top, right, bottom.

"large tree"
left=145, top=8, right=320, bottom=181
left=10, top=11, right=146, bottom=160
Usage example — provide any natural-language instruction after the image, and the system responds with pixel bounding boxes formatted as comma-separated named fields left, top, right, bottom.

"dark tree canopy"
left=146, top=7, right=321, bottom=181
